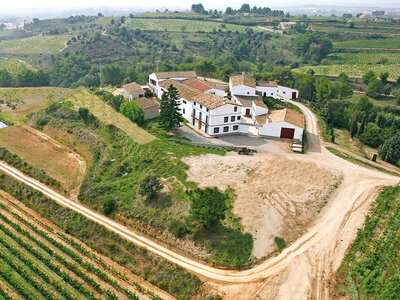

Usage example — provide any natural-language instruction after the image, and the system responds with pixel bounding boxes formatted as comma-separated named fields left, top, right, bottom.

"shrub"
left=168, top=219, right=188, bottom=238
left=120, top=101, right=144, bottom=125
left=359, top=123, right=384, bottom=148
left=102, top=197, right=116, bottom=215
left=138, top=175, right=163, bottom=200
left=274, top=236, right=286, bottom=250
left=378, top=133, right=400, bottom=165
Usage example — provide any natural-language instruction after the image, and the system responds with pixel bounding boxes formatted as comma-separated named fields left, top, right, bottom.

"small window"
left=183, top=108, right=185, bottom=114
left=237, top=116, right=241, bottom=120
left=283, top=91, right=286, bottom=94
left=233, top=125, right=239, bottom=130
left=224, top=117, right=229, bottom=123
left=206, top=116, right=209, bottom=123
left=206, top=108, right=209, bottom=112
left=193, top=102, right=196, bottom=106
left=183, top=100, right=187, bottom=104
left=214, top=127, right=220, bottom=134
left=234, top=106, right=238, bottom=112
left=200, top=104, right=202, bottom=109
left=247, top=92, right=249, bottom=95
left=223, top=126, right=229, bottom=132
left=231, top=116, right=235, bottom=122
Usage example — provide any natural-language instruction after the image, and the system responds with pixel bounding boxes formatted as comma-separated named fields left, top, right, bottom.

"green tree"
left=394, top=88, right=400, bottom=105
left=356, top=96, right=374, bottom=113
left=338, top=72, right=349, bottom=83
left=359, top=123, right=384, bottom=148
left=294, top=74, right=315, bottom=101
left=188, top=187, right=227, bottom=228
left=0, top=70, right=13, bottom=87
left=138, top=175, right=163, bottom=200
left=379, top=133, right=400, bottom=164
left=362, top=70, right=377, bottom=84
left=101, top=63, right=125, bottom=86
left=380, top=72, right=389, bottom=84
left=195, top=59, right=217, bottom=77
left=120, top=101, right=144, bottom=125
left=338, top=82, right=353, bottom=99
left=159, top=84, right=183, bottom=131
left=78, top=107, right=89, bottom=120
left=366, top=79, right=383, bottom=98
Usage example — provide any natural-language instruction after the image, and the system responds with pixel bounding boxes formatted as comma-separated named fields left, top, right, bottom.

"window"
left=192, top=109, right=196, bottom=116
left=283, top=91, right=286, bottom=94
left=214, top=127, right=220, bottom=134
left=247, top=92, right=249, bottom=95
left=193, top=102, right=196, bottom=106
left=206, top=116, right=209, bottom=124
left=223, top=126, right=229, bottom=132
left=231, top=116, right=235, bottom=122
left=183, top=100, right=187, bottom=104
left=233, top=125, right=239, bottom=131
left=199, top=112, right=202, bottom=120
left=234, top=106, right=238, bottom=112
left=206, top=108, right=209, bottom=112
left=237, top=116, right=241, bottom=120
left=200, top=104, right=202, bottom=109
left=224, top=117, right=229, bottom=123
left=183, top=108, right=186, bottom=114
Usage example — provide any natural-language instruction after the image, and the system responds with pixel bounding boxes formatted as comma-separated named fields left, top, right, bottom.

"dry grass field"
left=69, top=89, right=156, bottom=144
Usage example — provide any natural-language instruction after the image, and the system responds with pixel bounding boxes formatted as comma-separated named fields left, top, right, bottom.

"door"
left=280, top=128, right=295, bottom=139
left=198, top=121, right=201, bottom=130
left=246, top=108, right=250, bottom=116
left=292, top=91, right=297, bottom=99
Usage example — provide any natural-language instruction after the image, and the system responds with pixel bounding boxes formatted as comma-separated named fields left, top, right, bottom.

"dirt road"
left=0, top=101, right=399, bottom=298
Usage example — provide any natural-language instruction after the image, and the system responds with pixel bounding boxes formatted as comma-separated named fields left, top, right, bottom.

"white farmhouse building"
left=148, top=71, right=197, bottom=99
left=256, top=81, right=298, bottom=100
left=123, top=82, right=145, bottom=100
left=229, top=74, right=257, bottom=97
left=257, top=109, right=304, bottom=140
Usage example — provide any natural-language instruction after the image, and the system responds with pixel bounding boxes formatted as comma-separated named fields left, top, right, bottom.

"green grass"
left=124, top=18, right=255, bottom=33
left=0, top=57, right=34, bottom=76
left=0, top=35, right=71, bottom=54
left=335, top=185, right=400, bottom=299
left=334, top=38, right=400, bottom=49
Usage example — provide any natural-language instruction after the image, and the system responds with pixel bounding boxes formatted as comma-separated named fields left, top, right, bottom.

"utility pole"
left=155, top=60, right=160, bottom=72
left=99, top=63, right=102, bottom=87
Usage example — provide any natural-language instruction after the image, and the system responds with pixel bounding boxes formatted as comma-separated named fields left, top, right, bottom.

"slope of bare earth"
left=183, top=152, right=340, bottom=259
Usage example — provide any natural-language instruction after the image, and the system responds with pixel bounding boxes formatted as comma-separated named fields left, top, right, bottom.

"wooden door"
left=292, top=91, right=297, bottom=99
left=246, top=108, right=250, bottom=116
left=280, top=128, right=295, bottom=139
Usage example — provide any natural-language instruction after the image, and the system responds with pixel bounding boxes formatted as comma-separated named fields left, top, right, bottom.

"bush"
left=168, top=219, right=188, bottom=238
left=378, top=133, right=400, bottom=165
left=359, top=123, right=384, bottom=148
left=120, top=101, right=144, bottom=125
left=274, top=236, right=286, bottom=250
left=102, top=197, right=116, bottom=215
left=138, top=175, right=163, bottom=200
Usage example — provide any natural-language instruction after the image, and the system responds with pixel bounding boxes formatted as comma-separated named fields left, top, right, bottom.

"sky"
left=1, top=0, right=396, bottom=10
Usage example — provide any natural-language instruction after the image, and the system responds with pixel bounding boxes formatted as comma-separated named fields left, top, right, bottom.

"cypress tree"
left=158, top=84, right=183, bottom=131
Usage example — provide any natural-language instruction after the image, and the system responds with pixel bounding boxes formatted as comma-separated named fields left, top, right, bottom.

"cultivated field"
left=311, top=24, right=400, bottom=35
left=69, top=89, right=155, bottom=144
left=124, top=18, right=254, bottom=32
left=0, top=57, right=35, bottom=76
left=0, top=190, right=168, bottom=300
left=328, top=51, right=400, bottom=64
left=0, top=87, right=75, bottom=123
left=334, top=38, right=400, bottom=49
left=297, top=64, right=400, bottom=81
left=0, top=125, right=85, bottom=196
left=0, top=35, right=71, bottom=54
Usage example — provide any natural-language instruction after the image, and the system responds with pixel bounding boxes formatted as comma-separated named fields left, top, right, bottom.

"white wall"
left=258, top=121, right=303, bottom=140
left=277, top=86, right=298, bottom=99
left=231, top=85, right=256, bottom=96
left=256, top=86, right=278, bottom=98
left=251, top=101, right=269, bottom=117
left=123, top=89, right=144, bottom=101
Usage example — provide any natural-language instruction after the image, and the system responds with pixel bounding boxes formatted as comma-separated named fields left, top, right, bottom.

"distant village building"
left=123, top=82, right=145, bottom=100
left=278, top=21, right=296, bottom=29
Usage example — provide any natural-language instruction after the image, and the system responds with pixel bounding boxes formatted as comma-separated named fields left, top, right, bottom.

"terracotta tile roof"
left=257, top=81, right=278, bottom=87
left=181, top=78, right=215, bottom=92
left=160, top=79, right=202, bottom=100
left=133, top=97, right=159, bottom=110
left=154, top=71, right=197, bottom=80
left=233, top=95, right=262, bottom=107
left=268, top=109, right=305, bottom=128
left=123, top=82, right=145, bottom=94
left=192, top=93, right=240, bottom=110
left=254, top=101, right=268, bottom=109
left=230, top=74, right=256, bottom=88
left=255, top=114, right=268, bottom=125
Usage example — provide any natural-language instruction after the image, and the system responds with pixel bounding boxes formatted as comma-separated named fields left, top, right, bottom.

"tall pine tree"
left=159, top=84, right=183, bottom=131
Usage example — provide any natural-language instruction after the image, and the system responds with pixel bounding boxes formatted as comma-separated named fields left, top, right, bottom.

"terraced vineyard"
left=328, top=52, right=400, bottom=64
left=0, top=35, right=71, bottom=54
left=124, top=18, right=254, bottom=33
left=0, top=190, right=168, bottom=300
left=0, top=57, right=34, bottom=76
left=334, top=38, right=400, bottom=49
